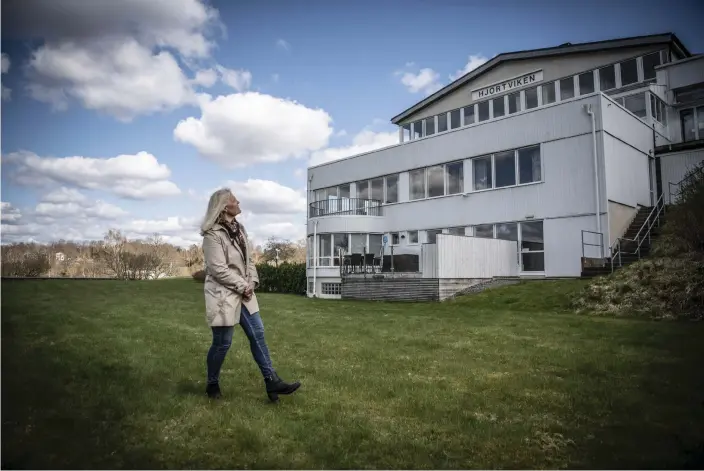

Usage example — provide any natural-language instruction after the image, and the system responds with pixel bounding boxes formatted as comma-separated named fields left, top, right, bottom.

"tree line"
left=1, top=229, right=307, bottom=279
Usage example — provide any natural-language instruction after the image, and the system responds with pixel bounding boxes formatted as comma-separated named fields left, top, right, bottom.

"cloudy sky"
left=2, top=0, right=703, bottom=247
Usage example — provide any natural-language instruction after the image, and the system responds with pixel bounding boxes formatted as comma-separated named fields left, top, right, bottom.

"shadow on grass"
left=1, top=320, right=162, bottom=469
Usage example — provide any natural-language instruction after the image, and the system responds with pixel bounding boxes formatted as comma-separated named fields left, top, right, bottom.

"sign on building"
left=471, top=70, right=544, bottom=101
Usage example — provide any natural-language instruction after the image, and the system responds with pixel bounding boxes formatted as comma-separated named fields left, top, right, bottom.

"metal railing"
left=581, top=230, right=604, bottom=260
left=309, top=198, right=382, bottom=218
left=610, top=193, right=666, bottom=272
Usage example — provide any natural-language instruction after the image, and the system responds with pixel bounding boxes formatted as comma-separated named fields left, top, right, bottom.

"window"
left=542, top=82, right=556, bottom=104
left=650, top=94, right=667, bottom=125
left=426, top=229, right=442, bottom=244
left=437, top=113, right=448, bottom=133
left=680, top=107, right=704, bottom=142
left=407, top=231, right=419, bottom=244
left=350, top=233, right=366, bottom=254
left=492, top=97, right=505, bottom=118
left=624, top=93, right=646, bottom=118
left=473, top=156, right=492, bottom=190
left=391, top=232, right=400, bottom=245
left=446, top=161, right=464, bottom=195
left=642, top=51, right=661, bottom=80
left=370, top=178, right=384, bottom=201
left=675, top=84, right=704, bottom=103
left=507, top=92, right=521, bottom=114
left=357, top=180, right=369, bottom=199
left=599, top=65, right=616, bottom=91
left=464, top=105, right=476, bottom=125
left=518, top=145, right=542, bottom=184
left=578, top=71, right=594, bottom=95
left=411, top=120, right=422, bottom=139
left=448, top=227, right=465, bottom=236
left=620, top=58, right=638, bottom=86
left=333, top=233, right=349, bottom=265
left=321, top=283, right=341, bottom=295
left=339, top=184, right=350, bottom=199
left=424, top=116, right=436, bottom=136
left=520, top=221, right=544, bottom=272
left=307, top=236, right=314, bottom=266
left=495, top=150, right=516, bottom=188
left=308, top=279, right=314, bottom=294
left=401, top=124, right=411, bottom=142
left=385, top=174, right=398, bottom=203
left=450, top=109, right=461, bottom=129
left=427, top=165, right=445, bottom=198
left=319, top=235, right=332, bottom=266
left=496, top=222, right=518, bottom=242
left=478, top=101, right=490, bottom=121
left=409, top=169, right=425, bottom=200
left=474, top=224, right=494, bottom=238
left=560, top=77, right=574, bottom=101
left=525, top=87, right=538, bottom=109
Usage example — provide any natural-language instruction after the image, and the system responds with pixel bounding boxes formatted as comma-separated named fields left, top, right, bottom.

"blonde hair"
left=200, top=188, right=233, bottom=235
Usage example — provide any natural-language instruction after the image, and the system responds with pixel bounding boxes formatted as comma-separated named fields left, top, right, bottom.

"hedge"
left=192, top=262, right=306, bottom=295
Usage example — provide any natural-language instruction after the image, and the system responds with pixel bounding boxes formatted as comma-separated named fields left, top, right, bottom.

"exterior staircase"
left=581, top=199, right=666, bottom=278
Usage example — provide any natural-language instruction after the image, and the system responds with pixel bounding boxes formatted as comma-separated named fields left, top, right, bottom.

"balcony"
left=309, top=198, right=383, bottom=218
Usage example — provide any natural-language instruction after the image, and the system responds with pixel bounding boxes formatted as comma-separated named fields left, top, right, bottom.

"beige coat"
left=202, top=222, right=260, bottom=327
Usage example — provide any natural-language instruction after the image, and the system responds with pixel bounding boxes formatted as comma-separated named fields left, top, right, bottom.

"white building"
left=306, top=33, right=704, bottom=300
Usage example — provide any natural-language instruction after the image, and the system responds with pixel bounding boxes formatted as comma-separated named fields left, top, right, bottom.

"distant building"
left=306, top=33, right=704, bottom=300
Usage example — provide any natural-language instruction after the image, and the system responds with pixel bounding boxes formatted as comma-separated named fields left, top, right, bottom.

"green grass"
left=2, top=279, right=703, bottom=469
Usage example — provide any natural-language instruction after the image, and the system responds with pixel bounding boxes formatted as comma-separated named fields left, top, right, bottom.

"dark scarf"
left=221, top=217, right=247, bottom=259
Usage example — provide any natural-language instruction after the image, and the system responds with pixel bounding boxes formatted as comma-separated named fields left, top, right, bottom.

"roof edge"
left=391, top=33, right=690, bottom=125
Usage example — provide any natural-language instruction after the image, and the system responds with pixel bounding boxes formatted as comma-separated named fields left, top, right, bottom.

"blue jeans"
left=206, top=306, right=275, bottom=385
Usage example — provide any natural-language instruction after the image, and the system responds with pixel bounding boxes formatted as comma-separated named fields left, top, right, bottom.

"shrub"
left=191, top=263, right=306, bottom=296
left=1, top=251, right=51, bottom=278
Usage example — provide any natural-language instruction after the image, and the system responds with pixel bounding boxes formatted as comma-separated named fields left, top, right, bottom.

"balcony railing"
left=309, top=198, right=383, bottom=218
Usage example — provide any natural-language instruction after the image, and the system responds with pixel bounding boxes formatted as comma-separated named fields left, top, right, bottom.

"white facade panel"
left=600, top=94, right=655, bottom=155
left=436, top=234, right=518, bottom=278
left=660, top=149, right=704, bottom=203
left=421, top=244, right=438, bottom=278
left=544, top=215, right=607, bottom=276
left=307, top=215, right=386, bottom=235
left=308, top=95, right=601, bottom=190
left=660, top=56, right=704, bottom=91
left=602, top=133, right=652, bottom=208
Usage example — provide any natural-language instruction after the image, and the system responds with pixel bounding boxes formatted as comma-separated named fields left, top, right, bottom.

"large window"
left=357, top=174, right=399, bottom=203
left=318, top=234, right=332, bottom=266
left=599, top=65, right=616, bottom=91
left=464, top=105, right=475, bottom=125
left=525, top=86, right=539, bottom=109
left=370, top=178, right=384, bottom=201
left=426, top=229, right=442, bottom=244
left=620, top=58, right=638, bottom=86
left=478, top=101, right=490, bottom=122
left=642, top=51, right=662, bottom=80
left=560, top=77, right=574, bottom=101
left=385, top=174, right=399, bottom=203
left=447, top=227, right=465, bottom=236
left=492, top=97, right=505, bottom=118
left=508, top=92, right=521, bottom=114
left=681, top=107, right=704, bottom=142
left=437, top=113, right=448, bottom=133
left=408, top=161, right=464, bottom=199
left=450, top=109, right=461, bottom=129
left=472, top=145, right=542, bottom=191
left=474, top=224, right=494, bottom=238
left=411, top=120, right=422, bottom=139
left=578, top=71, right=594, bottom=95
left=424, top=116, right=435, bottom=136
left=407, top=230, right=419, bottom=244
left=313, top=233, right=385, bottom=267
left=650, top=94, right=667, bottom=125
left=542, top=82, right=556, bottom=104
left=401, top=124, right=411, bottom=142
left=520, top=221, right=544, bottom=272
left=624, top=93, right=647, bottom=118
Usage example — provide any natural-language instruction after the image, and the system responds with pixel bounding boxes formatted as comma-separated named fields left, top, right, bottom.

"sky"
left=1, top=0, right=703, bottom=248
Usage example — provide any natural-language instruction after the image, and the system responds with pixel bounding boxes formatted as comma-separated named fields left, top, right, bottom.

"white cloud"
left=5, top=151, right=181, bottom=199
left=1, top=201, right=22, bottom=223
left=309, top=129, right=398, bottom=166
left=193, top=68, right=218, bottom=87
left=276, top=39, right=291, bottom=51
left=1, top=53, right=11, bottom=101
left=450, top=54, right=489, bottom=81
left=35, top=200, right=127, bottom=220
left=238, top=211, right=305, bottom=244
left=293, top=168, right=306, bottom=179
left=8, top=0, right=221, bottom=120
left=174, top=92, right=333, bottom=168
left=225, top=179, right=307, bottom=214
left=216, top=65, right=252, bottom=92
left=397, top=67, right=442, bottom=95
left=42, top=187, right=88, bottom=204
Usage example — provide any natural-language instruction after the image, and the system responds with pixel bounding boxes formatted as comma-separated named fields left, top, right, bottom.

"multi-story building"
left=306, top=33, right=704, bottom=300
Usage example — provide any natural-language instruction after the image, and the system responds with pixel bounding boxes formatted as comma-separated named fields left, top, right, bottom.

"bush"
left=1, top=251, right=51, bottom=278
left=191, top=263, right=306, bottom=296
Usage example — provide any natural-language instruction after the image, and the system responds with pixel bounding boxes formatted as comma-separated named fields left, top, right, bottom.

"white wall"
left=308, top=215, right=387, bottom=236
left=544, top=214, right=607, bottom=275
left=436, top=234, right=518, bottom=278
left=660, top=149, right=704, bottom=203
left=659, top=56, right=704, bottom=91
left=421, top=244, right=438, bottom=278
left=602, top=133, right=652, bottom=208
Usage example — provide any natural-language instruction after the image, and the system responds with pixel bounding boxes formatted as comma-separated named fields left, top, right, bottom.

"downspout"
left=585, top=103, right=602, bottom=258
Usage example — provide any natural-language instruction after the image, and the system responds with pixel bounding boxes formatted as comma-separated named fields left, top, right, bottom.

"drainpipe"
left=585, top=103, right=602, bottom=258
left=312, top=219, right=319, bottom=297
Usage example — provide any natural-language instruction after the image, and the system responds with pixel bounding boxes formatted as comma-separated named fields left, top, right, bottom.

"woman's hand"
left=243, top=285, right=254, bottom=301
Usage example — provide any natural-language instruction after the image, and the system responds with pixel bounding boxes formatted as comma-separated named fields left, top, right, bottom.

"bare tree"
left=92, top=229, right=129, bottom=279
left=262, top=237, right=296, bottom=266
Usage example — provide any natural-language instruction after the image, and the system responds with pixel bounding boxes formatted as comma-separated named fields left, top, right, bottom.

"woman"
left=200, top=188, right=300, bottom=402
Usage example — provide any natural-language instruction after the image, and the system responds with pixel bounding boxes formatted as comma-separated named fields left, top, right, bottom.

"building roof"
left=391, top=33, right=691, bottom=125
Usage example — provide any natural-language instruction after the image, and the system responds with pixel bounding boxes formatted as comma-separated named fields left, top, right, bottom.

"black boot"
left=206, top=382, right=221, bottom=399
left=264, top=372, right=300, bottom=402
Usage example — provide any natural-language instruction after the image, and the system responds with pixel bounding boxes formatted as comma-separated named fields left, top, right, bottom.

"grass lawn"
left=2, top=279, right=703, bottom=469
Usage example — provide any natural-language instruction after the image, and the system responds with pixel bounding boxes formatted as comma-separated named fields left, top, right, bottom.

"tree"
left=1, top=244, right=51, bottom=277
left=262, top=237, right=296, bottom=267
left=92, top=229, right=129, bottom=279
left=182, top=244, right=204, bottom=272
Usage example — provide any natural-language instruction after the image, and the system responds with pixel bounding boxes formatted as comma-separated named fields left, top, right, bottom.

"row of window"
left=401, top=50, right=667, bottom=142
left=307, top=220, right=545, bottom=272
left=681, top=106, right=704, bottom=142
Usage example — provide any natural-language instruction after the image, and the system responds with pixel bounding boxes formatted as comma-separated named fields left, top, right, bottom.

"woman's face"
left=224, top=194, right=241, bottom=217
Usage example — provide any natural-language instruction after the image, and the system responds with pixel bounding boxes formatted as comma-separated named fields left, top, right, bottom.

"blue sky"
left=2, top=0, right=703, bottom=246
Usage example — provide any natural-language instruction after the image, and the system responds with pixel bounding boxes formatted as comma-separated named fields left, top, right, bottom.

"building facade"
left=306, top=33, right=704, bottom=299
